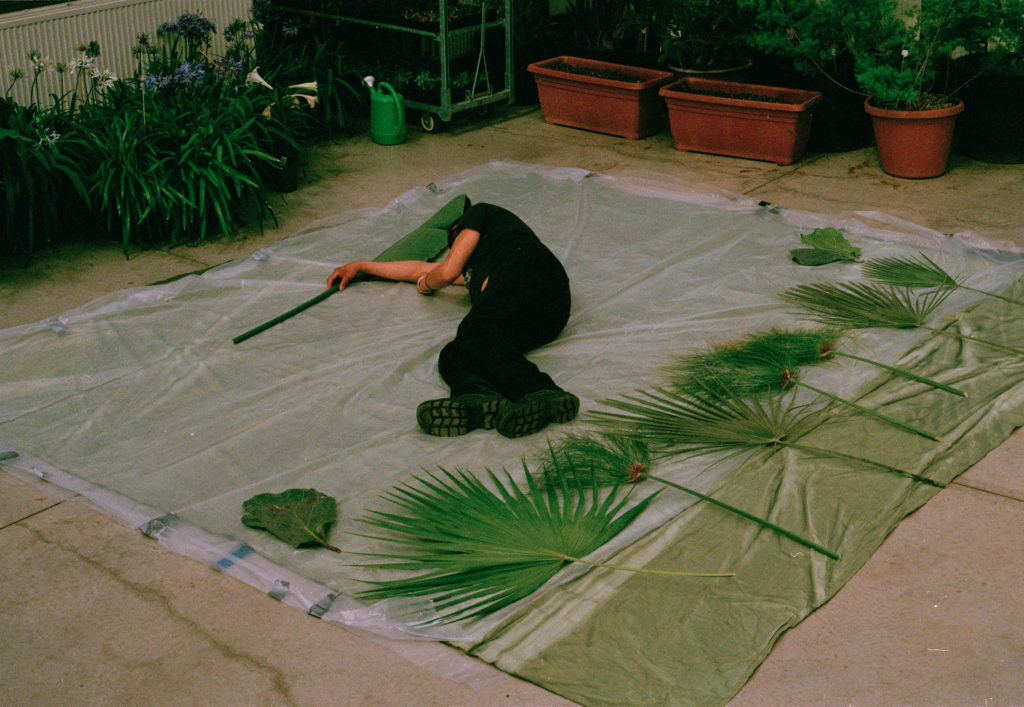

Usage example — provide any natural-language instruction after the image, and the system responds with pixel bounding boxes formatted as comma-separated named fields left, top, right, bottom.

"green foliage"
left=782, top=279, right=1024, bottom=359
left=864, top=253, right=1024, bottom=306
left=242, top=488, right=342, bottom=551
left=588, top=385, right=945, bottom=487
left=539, top=432, right=653, bottom=487
left=780, top=282, right=951, bottom=329
left=565, top=0, right=653, bottom=53
left=0, top=99, right=86, bottom=259
left=661, top=328, right=941, bottom=441
left=790, top=227, right=861, bottom=266
left=591, top=386, right=808, bottom=457
left=252, top=0, right=361, bottom=132
left=0, top=9, right=331, bottom=259
left=653, top=0, right=757, bottom=69
left=539, top=431, right=840, bottom=559
left=675, top=326, right=966, bottom=399
left=353, top=464, right=727, bottom=624
left=668, top=328, right=839, bottom=397
left=863, top=253, right=960, bottom=289
left=743, top=0, right=1024, bottom=108
left=76, top=78, right=279, bottom=254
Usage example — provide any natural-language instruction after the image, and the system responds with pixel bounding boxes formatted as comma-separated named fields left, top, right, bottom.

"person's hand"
left=327, top=261, right=362, bottom=290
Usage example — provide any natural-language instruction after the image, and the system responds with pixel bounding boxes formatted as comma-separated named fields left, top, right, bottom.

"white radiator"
left=1, top=0, right=253, bottom=106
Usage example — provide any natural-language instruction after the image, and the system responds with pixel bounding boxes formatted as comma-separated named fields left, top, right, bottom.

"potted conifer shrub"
left=953, top=0, right=1024, bottom=163
left=652, top=0, right=757, bottom=81
left=745, top=0, right=1010, bottom=178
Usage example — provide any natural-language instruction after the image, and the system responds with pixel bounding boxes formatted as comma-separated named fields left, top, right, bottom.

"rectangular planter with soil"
left=660, top=78, right=824, bottom=164
left=528, top=56, right=674, bottom=139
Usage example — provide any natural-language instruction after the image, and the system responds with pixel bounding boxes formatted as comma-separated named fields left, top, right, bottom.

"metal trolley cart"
left=291, top=0, right=513, bottom=132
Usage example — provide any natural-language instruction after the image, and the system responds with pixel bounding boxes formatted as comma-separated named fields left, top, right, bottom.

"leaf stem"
left=558, top=553, right=734, bottom=578
left=960, top=285, right=1024, bottom=307
left=793, top=381, right=941, bottom=442
left=834, top=351, right=967, bottom=398
left=930, top=327, right=1024, bottom=358
left=648, top=474, right=839, bottom=560
left=782, top=441, right=946, bottom=489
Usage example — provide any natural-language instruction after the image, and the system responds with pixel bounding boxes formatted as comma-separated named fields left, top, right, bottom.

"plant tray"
left=660, top=78, right=823, bottom=164
left=528, top=56, right=674, bottom=139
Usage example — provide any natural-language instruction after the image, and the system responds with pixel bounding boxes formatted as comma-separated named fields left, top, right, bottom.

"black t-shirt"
left=451, top=203, right=563, bottom=301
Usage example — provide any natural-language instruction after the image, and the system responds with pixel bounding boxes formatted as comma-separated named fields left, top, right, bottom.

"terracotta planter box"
left=528, top=56, right=674, bottom=139
left=660, top=78, right=824, bottom=164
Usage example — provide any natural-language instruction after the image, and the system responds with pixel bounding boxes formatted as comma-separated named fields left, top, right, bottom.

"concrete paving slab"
left=0, top=468, right=69, bottom=528
left=748, top=148, right=1024, bottom=245
left=731, top=484, right=1024, bottom=705
left=0, top=495, right=573, bottom=706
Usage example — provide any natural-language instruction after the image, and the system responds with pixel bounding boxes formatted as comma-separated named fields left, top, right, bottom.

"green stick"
left=793, top=380, right=942, bottom=442
left=233, top=285, right=339, bottom=344
left=783, top=441, right=946, bottom=488
left=232, top=194, right=467, bottom=344
left=649, top=473, right=840, bottom=559
left=834, top=350, right=967, bottom=398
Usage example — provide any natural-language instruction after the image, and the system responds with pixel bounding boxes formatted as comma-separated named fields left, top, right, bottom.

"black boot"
left=416, top=392, right=509, bottom=437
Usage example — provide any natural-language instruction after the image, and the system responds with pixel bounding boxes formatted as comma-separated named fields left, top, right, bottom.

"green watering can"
left=365, top=75, right=406, bottom=145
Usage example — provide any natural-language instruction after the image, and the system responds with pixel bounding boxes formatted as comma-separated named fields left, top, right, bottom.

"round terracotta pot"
left=864, top=97, right=965, bottom=178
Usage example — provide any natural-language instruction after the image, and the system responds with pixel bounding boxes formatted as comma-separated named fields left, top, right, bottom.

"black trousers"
left=437, top=258, right=571, bottom=402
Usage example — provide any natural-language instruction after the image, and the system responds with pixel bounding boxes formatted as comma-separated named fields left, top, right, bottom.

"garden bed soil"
left=540, top=59, right=645, bottom=84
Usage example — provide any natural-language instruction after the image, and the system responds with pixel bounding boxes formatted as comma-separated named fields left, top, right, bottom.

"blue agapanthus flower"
left=173, top=61, right=207, bottom=86
left=158, top=12, right=216, bottom=42
left=143, top=73, right=171, bottom=92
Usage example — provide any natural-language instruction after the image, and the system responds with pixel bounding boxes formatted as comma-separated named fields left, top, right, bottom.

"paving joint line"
left=1, top=499, right=68, bottom=531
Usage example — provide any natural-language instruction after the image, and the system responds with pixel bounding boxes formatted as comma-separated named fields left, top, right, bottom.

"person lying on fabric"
left=327, top=200, right=579, bottom=438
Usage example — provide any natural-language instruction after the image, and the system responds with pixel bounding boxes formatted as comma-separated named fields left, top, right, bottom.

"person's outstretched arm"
left=327, top=228, right=479, bottom=292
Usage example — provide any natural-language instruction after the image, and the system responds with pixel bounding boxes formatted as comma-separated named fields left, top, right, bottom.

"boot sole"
left=496, top=391, right=579, bottom=439
left=416, top=396, right=506, bottom=437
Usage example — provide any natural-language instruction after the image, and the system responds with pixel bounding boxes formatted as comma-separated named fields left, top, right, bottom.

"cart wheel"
left=474, top=103, right=491, bottom=117
left=420, top=112, right=443, bottom=133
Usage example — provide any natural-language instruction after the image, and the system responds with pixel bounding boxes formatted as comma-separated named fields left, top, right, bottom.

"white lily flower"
left=287, top=81, right=318, bottom=92
left=288, top=93, right=318, bottom=108
left=246, top=67, right=274, bottom=90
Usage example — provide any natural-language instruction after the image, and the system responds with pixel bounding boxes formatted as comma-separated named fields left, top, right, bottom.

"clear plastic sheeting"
left=4, top=162, right=1024, bottom=705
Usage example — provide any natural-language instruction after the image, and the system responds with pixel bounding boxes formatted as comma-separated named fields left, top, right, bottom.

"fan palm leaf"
left=539, top=431, right=840, bottom=560
left=863, top=253, right=1024, bottom=307
left=780, top=282, right=950, bottom=329
left=588, top=386, right=945, bottom=489
left=781, top=281, right=1024, bottom=358
left=354, top=465, right=732, bottom=623
left=673, top=327, right=965, bottom=399
left=671, top=338, right=941, bottom=442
